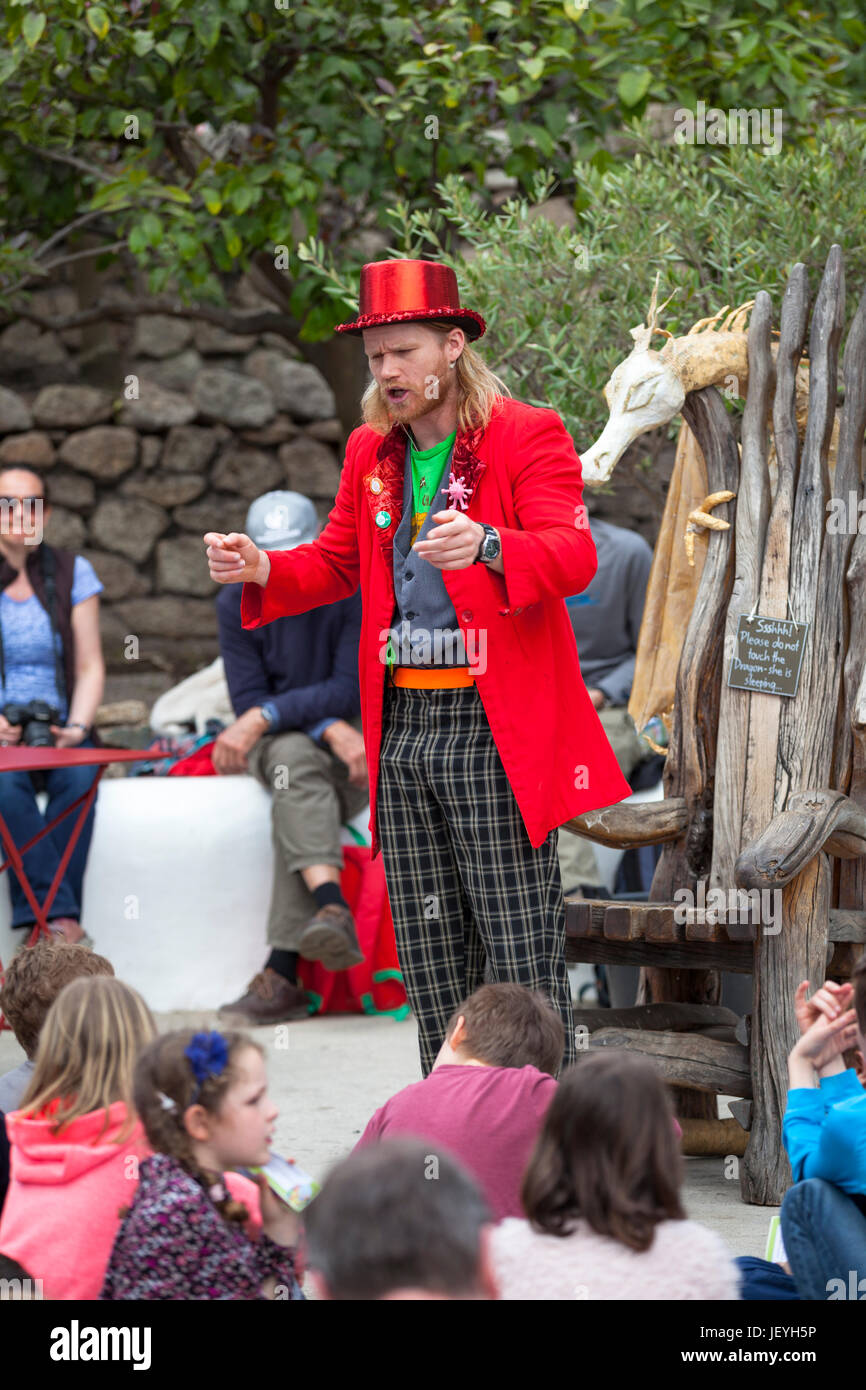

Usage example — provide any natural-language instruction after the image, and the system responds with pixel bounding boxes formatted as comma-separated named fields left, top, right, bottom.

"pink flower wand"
left=446, top=472, right=473, bottom=511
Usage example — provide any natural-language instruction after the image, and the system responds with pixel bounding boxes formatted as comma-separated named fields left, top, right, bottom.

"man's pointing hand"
left=204, top=532, right=271, bottom=587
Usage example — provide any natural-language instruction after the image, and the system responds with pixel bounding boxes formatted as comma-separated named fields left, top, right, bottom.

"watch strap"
left=476, top=523, right=500, bottom=563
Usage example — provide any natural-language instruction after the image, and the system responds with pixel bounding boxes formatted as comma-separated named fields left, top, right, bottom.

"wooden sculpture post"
left=566, top=248, right=866, bottom=1202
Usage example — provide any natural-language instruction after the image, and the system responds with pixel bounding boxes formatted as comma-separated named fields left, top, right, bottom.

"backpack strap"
left=39, top=545, right=69, bottom=712
left=0, top=593, right=6, bottom=700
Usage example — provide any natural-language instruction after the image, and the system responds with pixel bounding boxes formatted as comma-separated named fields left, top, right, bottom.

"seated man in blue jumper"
left=558, top=515, right=652, bottom=897
left=780, top=964, right=866, bottom=1299
left=215, top=491, right=367, bottom=1025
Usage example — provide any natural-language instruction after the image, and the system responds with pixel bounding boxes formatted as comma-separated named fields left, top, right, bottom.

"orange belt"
left=390, top=667, right=475, bottom=689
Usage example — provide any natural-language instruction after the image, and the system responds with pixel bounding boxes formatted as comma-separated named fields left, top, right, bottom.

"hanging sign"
left=726, top=614, right=809, bottom=698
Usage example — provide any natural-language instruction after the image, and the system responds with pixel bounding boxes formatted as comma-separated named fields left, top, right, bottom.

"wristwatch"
left=475, top=523, right=502, bottom=564
left=258, top=703, right=278, bottom=729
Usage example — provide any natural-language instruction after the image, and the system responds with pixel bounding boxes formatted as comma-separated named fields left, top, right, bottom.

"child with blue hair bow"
left=101, top=1029, right=303, bottom=1301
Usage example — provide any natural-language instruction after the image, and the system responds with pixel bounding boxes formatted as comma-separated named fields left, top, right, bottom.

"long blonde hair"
left=360, top=321, right=511, bottom=435
left=21, top=975, right=156, bottom=1142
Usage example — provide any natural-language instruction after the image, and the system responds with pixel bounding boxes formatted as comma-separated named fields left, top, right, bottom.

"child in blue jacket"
left=783, top=977, right=864, bottom=1188
left=779, top=968, right=866, bottom=1299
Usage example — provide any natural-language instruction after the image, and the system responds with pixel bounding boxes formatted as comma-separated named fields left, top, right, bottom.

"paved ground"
left=0, top=987, right=776, bottom=1262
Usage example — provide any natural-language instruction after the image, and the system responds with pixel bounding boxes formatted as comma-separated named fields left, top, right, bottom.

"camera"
left=2, top=700, right=60, bottom=748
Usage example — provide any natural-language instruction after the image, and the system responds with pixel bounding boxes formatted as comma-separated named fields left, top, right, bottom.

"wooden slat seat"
left=566, top=897, right=866, bottom=944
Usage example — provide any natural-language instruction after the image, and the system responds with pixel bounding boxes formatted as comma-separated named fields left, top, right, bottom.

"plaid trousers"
left=377, top=682, right=577, bottom=1077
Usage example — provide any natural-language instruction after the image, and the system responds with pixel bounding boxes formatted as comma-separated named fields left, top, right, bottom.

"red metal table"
left=0, top=745, right=172, bottom=1029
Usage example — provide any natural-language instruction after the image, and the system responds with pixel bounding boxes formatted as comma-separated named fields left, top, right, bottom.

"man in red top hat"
left=205, top=259, right=631, bottom=1075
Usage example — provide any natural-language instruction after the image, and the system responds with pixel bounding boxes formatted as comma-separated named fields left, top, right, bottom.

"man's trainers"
left=298, top=903, right=364, bottom=972
left=218, top=968, right=311, bottom=1026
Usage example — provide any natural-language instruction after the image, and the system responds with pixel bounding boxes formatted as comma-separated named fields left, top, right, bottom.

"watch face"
left=483, top=531, right=500, bottom=558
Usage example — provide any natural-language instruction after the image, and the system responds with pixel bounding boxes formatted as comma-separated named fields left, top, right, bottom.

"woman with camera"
left=0, top=468, right=104, bottom=946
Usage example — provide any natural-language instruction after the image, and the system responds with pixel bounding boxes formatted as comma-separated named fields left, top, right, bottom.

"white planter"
left=0, top=777, right=370, bottom=1013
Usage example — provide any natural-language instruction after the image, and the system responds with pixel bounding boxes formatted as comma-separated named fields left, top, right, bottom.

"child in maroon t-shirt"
left=355, top=983, right=562, bottom=1221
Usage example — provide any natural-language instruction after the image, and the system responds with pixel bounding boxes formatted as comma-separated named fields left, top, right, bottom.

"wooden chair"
left=563, top=245, right=866, bottom=1204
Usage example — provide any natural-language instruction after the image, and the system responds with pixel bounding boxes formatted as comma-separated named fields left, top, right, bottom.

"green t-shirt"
left=385, top=428, right=457, bottom=674
left=408, top=429, right=456, bottom=545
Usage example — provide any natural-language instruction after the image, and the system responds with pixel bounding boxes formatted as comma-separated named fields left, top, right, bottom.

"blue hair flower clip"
left=184, top=1031, right=229, bottom=1098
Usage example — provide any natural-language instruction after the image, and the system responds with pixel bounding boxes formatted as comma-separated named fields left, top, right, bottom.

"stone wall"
left=0, top=296, right=343, bottom=705
left=0, top=269, right=673, bottom=713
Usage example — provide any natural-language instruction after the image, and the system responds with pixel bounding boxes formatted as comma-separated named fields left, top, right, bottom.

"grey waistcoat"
left=390, top=439, right=468, bottom=667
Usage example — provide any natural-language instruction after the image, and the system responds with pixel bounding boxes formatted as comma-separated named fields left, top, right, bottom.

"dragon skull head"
left=580, top=350, right=686, bottom=485
left=579, top=277, right=753, bottom=485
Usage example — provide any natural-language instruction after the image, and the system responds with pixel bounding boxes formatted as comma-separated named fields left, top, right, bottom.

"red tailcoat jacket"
left=241, top=397, right=632, bottom=857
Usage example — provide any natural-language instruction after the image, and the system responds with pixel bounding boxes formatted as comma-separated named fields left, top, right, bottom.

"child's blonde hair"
left=134, top=1029, right=264, bottom=1225
left=21, top=975, right=156, bottom=1143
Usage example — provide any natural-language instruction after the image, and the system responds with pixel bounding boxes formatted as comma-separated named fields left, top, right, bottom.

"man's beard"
left=383, top=365, right=452, bottom=422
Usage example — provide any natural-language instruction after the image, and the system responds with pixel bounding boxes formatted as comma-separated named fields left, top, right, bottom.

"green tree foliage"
left=302, top=117, right=866, bottom=448
left=1, top=0, right=864, bottom=335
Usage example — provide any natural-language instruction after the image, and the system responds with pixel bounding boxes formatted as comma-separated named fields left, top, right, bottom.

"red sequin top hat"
left=335, top=259, right=486, bottom=340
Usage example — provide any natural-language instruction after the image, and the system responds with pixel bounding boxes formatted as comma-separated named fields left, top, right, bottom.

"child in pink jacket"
left=0, top=975, right=260, bottom=1299
left=2, top=1097, right=148, bottom=1300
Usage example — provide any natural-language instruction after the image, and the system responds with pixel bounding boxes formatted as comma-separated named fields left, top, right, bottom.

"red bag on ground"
left=166, top=742, right=217, bottom=776
left=297, top=844, right=410, bottom=1019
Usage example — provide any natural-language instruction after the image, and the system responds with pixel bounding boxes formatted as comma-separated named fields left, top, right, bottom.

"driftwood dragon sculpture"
left=580, top=277, right=839, bottom=751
